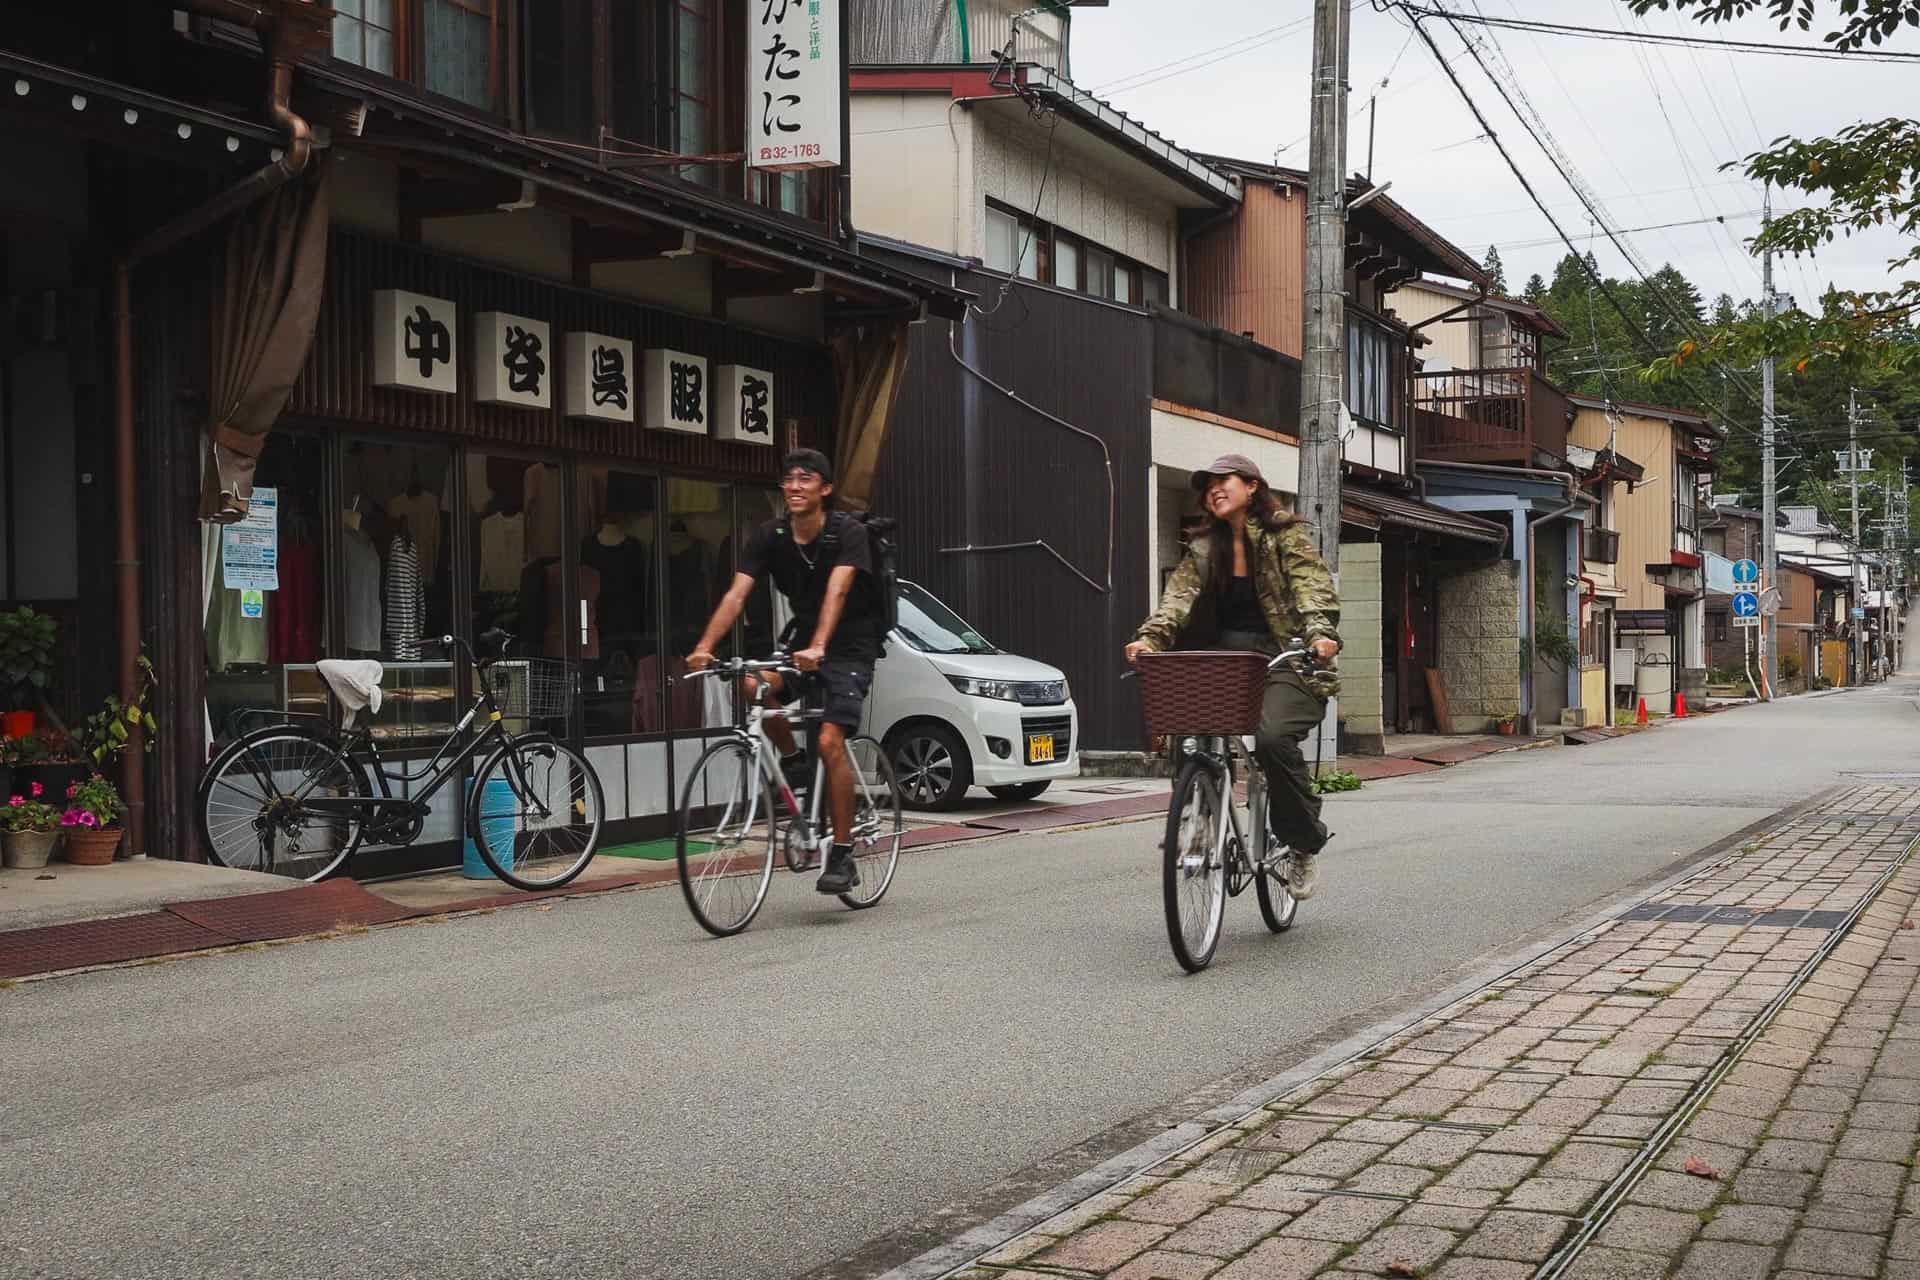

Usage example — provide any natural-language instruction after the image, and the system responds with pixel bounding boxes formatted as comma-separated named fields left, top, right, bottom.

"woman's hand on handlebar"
left=1124, top=641, right=1152, bottom=666
left=1310, top=637, right=1340, bottom=666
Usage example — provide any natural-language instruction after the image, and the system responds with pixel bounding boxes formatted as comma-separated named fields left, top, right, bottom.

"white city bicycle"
left=675, top=655, right=903, bottom=937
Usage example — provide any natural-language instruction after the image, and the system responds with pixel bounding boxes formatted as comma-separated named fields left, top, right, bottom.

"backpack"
left=775, top=510, right=901, bottom=647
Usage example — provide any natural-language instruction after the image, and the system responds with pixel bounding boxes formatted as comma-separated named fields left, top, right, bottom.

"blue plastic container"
left=462, top=776, right=520, bottom=880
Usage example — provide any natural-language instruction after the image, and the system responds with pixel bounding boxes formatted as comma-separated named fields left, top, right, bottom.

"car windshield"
left=895, top=581, right=998, bottom=655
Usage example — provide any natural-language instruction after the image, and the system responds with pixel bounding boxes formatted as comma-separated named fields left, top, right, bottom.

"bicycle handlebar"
left=680, top=654, right=802, bottom=683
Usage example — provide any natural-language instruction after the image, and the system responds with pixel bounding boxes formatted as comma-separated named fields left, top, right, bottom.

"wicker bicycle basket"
left=485, top=658, right=578, bottom=719
left=1133, top=650, right=1273, bottom=738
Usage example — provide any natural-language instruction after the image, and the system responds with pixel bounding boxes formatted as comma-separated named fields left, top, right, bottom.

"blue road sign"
left=1731, top=558, right=1759, bottom=585
left=1733, top=592, right=1760, bottom=617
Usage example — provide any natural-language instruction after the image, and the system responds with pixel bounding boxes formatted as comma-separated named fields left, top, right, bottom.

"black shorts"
left=783, top=660, right=873, bottom=731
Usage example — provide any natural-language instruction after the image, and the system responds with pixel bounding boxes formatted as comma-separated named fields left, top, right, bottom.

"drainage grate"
left=1620, top=903, right=1850, bottom=930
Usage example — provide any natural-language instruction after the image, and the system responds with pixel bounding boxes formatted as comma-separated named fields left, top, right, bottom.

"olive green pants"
left=1222, top=630, right=1330, bottom=855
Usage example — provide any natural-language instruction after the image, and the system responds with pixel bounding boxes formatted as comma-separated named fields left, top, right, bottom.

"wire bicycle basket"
left=1133, top=650, right=1273, bottom=738
left=485, top=658, right=578, bottom=720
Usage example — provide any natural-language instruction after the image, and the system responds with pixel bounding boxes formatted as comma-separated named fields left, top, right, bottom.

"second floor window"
left=334, top=0, right=396, bottom=74
left=985, top=202, right=1167, bottom=306
left=328, top=0, right=499, bottom=112
left=1347, top=315, right=1399, bottom=430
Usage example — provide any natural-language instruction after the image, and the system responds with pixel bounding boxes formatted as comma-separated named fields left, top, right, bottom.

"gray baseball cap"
left=1190, top=453, right=1266, bottom=491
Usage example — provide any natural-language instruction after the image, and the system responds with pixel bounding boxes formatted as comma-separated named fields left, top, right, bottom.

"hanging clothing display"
left=268, top=535, right=322, bottom=664
left=385, top=535, right=425, bottom=660
left=344, top=525, right=382, bottom=653
left=525, top=464, right=564, bottom=560
left=385, top=489, right=441, bottom=584
left=478, top=510, right=526, bottom=593
left=580, top=532, right=650, bottom=637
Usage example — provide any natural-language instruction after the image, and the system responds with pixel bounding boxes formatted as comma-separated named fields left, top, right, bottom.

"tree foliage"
left=1483, top=245, right=1509, bottom=293
left=1624, top=0, right=1919, bottom=375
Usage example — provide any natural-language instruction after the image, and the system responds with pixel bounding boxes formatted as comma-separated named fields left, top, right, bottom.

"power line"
left=1395, top=5, right=1920, bottom=62
left=1494, top=209, right=1763, bottom=252
left=1085, top=14, right=1315, bottom=97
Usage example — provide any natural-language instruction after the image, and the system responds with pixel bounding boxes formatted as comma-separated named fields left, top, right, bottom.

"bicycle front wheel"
left=838, top=736, right=903, bottom=910
left=677, top=738, right=776, bottom=937
left=1163, top=759, right=1228, bottom=973
left=197, top=726, right=367, bottom=882
left=469, top=738, right=605, bottom=891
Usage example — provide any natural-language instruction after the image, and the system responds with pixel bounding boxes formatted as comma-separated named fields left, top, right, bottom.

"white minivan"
left=861, top=580, right=1081, bottom=811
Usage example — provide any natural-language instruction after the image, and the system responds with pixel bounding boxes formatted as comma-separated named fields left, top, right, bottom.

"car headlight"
left=946, top=675, right=1021, bottom=701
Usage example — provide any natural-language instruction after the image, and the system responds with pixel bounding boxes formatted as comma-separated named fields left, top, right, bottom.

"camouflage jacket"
left=1134, top=519, right=1342, bottom=699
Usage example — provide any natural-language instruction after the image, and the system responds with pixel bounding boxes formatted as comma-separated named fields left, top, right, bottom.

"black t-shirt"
left=1217, top=573, right=1268, bottom=636
left=740, top=514, right=882, bottom=662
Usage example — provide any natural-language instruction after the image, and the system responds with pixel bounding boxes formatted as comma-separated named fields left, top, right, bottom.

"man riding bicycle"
left=1125, top=454, right=1341, bottom=900
left=688, top=449, right=883, bottom=895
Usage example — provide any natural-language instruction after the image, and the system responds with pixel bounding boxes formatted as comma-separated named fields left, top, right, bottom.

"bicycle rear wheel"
left=838, top=736, right=903, bottom=910
left=1163, top=759, right=1228, bottom=973
left=468, top=738, right=605, bottom=890
left=677, top=738, right=777, bottom=937
left=196, top=726, right=367, bottom=882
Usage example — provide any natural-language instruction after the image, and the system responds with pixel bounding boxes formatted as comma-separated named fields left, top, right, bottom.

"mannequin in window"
left=478, top=496, right=527, bottom=594
left=581, top=518, right=649, bottom=651
left=385, top=513, right=425, bottom=661
left=343, top=500, right=382, bottom=655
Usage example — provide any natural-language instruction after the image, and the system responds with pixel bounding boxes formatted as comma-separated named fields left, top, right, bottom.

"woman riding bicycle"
left=1125, top=454, right=1342, bottom=900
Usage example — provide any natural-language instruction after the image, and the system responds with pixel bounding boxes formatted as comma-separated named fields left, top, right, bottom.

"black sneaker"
left=816, top=843, right=861, bottom=894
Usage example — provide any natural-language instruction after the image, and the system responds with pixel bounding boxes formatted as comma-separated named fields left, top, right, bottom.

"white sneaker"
left=1287, top=852, right=1321, bottom=901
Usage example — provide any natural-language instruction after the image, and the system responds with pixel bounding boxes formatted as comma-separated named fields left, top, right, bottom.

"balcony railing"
left=1413, top=367, right=1570, bottom=464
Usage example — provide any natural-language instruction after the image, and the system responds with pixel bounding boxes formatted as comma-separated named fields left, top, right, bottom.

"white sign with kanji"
left=372, top=290, right=458, bottom=394
left=747, top=0, right=842, bottom=171
left=643, top=349, right=709, bottom=435
left=714, top=365, right=777, bottom=446
left=473, top=312, right=552, bottom=409
left=564, top=332, right=636, bottom=424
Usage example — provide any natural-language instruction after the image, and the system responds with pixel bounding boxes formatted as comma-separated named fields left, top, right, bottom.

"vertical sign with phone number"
left=748, top=0, right=842, bottom=171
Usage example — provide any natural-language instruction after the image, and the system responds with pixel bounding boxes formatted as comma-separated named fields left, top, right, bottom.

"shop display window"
left=576, top=465, right=660, bottom=738
left=469, top=453, right=566, bottom=658
left=205, top=434, right=327, bottom=744
left=342, top=440, right=454, bottom=661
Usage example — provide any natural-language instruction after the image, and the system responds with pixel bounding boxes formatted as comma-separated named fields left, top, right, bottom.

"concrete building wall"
left=1341, top=543, right=1386, bottom=749
left=850, top=92, right=967, bottom=255
left=1437, top=560, right=1522, bottom=731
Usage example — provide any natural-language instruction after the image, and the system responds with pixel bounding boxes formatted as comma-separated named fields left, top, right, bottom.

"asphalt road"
left=5, top=675, right=1916, bottom=1280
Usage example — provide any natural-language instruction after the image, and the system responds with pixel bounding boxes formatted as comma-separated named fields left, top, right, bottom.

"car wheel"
left=888, top=724, right=973, bottom=812
left=987, top=782, right=1051, bottom=803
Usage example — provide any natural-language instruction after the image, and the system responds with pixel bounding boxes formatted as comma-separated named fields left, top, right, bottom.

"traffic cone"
left=1636, top=697, right=1649, bottom=726
left=1674, top=692, right=1688, bottom=719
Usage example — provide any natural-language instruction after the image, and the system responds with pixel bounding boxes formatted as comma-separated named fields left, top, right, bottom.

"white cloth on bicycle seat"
left=318, top=658, right=384, bottom=728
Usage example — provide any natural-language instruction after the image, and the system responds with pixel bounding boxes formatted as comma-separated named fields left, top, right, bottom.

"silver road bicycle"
left=675, top=655, right=904, bottom=937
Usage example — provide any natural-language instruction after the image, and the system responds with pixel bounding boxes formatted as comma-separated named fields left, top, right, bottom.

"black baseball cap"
left=781, top=449, right=833, bottom=483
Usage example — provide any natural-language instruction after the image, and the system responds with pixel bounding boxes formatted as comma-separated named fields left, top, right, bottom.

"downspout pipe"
left=115, top=0, right=318, bottom=855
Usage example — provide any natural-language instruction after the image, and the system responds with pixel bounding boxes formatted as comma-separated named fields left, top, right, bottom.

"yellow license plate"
left=1028, top=735, right=1056, bottom=764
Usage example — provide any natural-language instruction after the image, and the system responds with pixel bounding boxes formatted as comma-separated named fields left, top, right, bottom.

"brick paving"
left=952, top=784, right=1920, bottom=1279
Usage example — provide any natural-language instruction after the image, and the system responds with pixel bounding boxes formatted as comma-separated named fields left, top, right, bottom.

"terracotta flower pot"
left=62, top=826, right=122, bottom=866
left=3, top=829, right=61, bottom=869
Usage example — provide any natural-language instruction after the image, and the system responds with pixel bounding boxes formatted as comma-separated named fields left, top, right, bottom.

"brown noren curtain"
left=199, top=160, right=332, bottom=522
left=829, top=320, right=911, bottom=513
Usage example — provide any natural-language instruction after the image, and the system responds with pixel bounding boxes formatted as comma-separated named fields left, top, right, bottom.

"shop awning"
left=1343, top=485, right=1508, bottom=546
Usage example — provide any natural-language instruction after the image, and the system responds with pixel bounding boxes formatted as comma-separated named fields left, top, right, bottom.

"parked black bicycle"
left=194, top=630, right=604, bottom=889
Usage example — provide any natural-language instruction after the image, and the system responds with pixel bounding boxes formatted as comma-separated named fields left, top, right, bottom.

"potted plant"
left=60, top=775, right=126, bottom=865
left=3, top=782, right=62, bottom=869
left=7, top=731, right=89, bottom=806
left=1493, top=713, right=1518, bottom=736
left=0, top=606, right=57, bottom=739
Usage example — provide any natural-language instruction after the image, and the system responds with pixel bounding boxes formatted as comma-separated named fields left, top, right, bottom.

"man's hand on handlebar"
left=686, top=650, right=716, bottom=672
left=792, top=646, right=826, bottom=673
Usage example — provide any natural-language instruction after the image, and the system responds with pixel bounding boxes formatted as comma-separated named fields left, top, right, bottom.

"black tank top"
left=1217, top=573, right=1267, bottom=635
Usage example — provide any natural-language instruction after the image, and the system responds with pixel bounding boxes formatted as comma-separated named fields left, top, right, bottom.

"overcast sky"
left=1067, top=1, right=1914, bottom=312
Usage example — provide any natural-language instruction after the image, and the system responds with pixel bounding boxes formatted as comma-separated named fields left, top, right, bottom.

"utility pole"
left=1850, top=387, right=1865, bottom=682
left=1759, top=185, right=1779, bottom=700
left=1298, top=0, right=1351, bottom=571
left=1299, top=0, right=1350, bottom=764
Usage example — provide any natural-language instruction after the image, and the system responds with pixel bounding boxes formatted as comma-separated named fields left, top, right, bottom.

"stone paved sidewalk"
left=950, top=783, right=1920, bottom=1280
